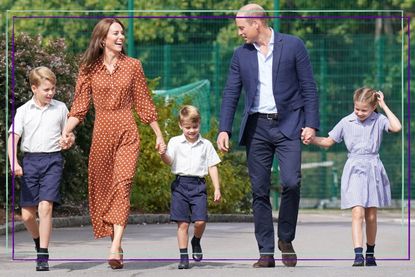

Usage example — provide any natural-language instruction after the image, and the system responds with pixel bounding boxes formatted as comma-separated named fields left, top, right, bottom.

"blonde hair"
left=179, top=105, right=201, bottom=124
left=80, top=18, right=126, bottom=69
left=353, top=87, right=378, bottom=108
left=29, top=66, right=56, bottom=87
left=237, top=3, right=268, bottom=26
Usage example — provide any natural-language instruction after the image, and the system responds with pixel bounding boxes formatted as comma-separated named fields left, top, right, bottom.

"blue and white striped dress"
left=328, top=112, right=392, bottom=209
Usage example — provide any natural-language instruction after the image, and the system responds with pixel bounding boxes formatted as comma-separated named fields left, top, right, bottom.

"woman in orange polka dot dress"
left=62, top=18, right=165, bottom=269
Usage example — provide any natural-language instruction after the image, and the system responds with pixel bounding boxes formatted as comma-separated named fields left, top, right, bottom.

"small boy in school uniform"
left=159, top=105, right=221, bottom=269
left=7, top=66, right=74, bottom=271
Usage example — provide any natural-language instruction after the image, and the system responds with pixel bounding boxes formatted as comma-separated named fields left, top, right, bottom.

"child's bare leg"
left=351, top=206, right=364, bottom=248
left=193, top=220, right=206, bottom=238
left=177, top=221, right=190, bottom=269
left=177, top=222, right=190, bottom=249
left=364, top=207, right=378, bottom=266
left=191, top=221, right=205, bottom=261
left=351, top=206, right=365, bottom=266
left=365, top=207, right=377, bottom=245
left=21, top=206, right=39, bottom=239
left=37, top=201, right=53, bottom=249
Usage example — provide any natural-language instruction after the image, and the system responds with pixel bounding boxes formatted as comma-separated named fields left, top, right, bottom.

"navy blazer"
left=219, top=32, right=320, bottom=145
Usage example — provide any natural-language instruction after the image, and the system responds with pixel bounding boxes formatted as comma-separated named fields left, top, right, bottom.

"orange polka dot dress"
left=68, top=54, right=157, bottom=239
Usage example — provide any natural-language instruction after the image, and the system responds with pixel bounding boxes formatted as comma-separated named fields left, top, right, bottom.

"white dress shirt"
left=251, top=28, right=278, bottom=114
left=9, top=98, right=68, bottom=153
left=167, top=134, right=221, bottom=177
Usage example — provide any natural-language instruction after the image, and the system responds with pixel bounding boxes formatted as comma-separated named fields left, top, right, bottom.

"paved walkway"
left=1, top=210, right=414, bottom=276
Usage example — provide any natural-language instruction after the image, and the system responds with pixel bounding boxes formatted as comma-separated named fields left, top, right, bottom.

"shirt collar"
left=179, top=133, right=203, bottom=145
left=348, top=111, right=378, bottom=123
left=253, top=28, right=274, bottom=50
left=97, top=53, right=126, bottom=71
left=28, top=97, right=55, bottom=109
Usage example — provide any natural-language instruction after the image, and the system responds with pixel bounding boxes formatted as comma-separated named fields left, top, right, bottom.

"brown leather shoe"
left=253, top=255, right=275, bottom=268
left=278, top=240, right=297, bottom=267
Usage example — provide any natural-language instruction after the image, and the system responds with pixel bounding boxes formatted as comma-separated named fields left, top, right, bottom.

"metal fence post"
left=163, top=44, right=171, bottom=89
left=127, top=0, right=135, bottom=57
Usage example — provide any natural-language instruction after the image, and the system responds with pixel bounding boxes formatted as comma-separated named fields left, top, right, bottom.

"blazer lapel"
left=247, top=44, right=258, bottom=109
left=272, top=32, right=283, bottom=93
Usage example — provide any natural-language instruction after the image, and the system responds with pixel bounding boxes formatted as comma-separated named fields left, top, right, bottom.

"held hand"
left=10, top=162, right=23, bottom=177
left=214, top=189, right=221, bottom=202
left=60, top=132, right=75, bottom=150
left=158, top=142, right=167, bottom=155
left=217, top=132, right=230, bottom=153
left=301, top=127, right=316, bottom=145
left=155, top=136, right=166, bottom=154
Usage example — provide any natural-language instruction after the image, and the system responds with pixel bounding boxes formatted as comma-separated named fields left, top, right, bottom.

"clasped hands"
left=301, top=127, right=316, bottom=145
left=60, top=131, right=75, bottom=150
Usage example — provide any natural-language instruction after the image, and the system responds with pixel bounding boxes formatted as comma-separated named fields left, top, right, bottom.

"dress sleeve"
left=328, top=119, right=344, bottom=143
left=132, top=60, right=158, bottom=124
left=378, top=113, right=390, bottom=132
left=68, top=69, right=92, bottom=123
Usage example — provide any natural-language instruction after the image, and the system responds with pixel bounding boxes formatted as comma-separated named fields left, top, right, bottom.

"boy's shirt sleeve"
left=9, top=106, right=24, bottom=137
left=166, top=138, right=175, bottom=162
left=60, top=104, right=69, bottom=132
left=206, top=140, right=221, bottom=167
left=328, top=118, right=344, bottom=143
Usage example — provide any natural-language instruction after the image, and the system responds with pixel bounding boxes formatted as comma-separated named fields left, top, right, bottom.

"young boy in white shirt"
left=159, top=105, right=221, bottom=269
left=8, top=66, right=74, bottom=271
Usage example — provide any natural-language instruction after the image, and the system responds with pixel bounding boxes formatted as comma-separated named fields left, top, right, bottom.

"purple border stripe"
left=11, top=15, right=16, bottom=261
left=10, top=257, right=411, bottom=262
left=11, top=15, right=406, bottom=20
left=406, top=16, right=411, bottom=260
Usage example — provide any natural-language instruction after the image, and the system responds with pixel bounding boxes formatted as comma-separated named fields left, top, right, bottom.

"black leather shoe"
left=178, top=257, right=189, bottom=269
left=36, top=260, right=49, bottom=271
left=352, top=256, right=364, bottom=267
left=365, top=255, right=377, bottom=266
left=253, top=255, right=275, bottom=268
left=191, top=237, right=203, bottom=262
left=278, top=239, right=297, bottom=267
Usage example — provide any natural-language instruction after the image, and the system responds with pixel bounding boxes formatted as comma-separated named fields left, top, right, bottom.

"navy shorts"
left=20, top=152, right=63, bottom=207
left=170, top=175, right=208, bottom=223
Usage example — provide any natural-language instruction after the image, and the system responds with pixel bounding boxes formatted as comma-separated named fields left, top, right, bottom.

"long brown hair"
left=80, top=18, right=126, bottom=69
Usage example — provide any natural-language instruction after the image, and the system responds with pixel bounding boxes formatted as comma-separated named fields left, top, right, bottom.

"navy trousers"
left=245, top=114, right=301, bottom=255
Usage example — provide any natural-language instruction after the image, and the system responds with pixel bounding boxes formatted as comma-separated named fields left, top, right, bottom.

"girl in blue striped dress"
left=309, top=87, right=401, bottom=267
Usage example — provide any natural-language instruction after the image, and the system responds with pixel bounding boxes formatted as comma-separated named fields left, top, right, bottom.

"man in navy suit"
left=217, top=3, right=319, bottom=268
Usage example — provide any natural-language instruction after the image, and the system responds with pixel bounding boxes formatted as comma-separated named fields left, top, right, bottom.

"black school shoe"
left=36, top=249, right=49, bottom=271
left=36, top=260, right=49, bottom=271
left=365, top=255, right=377, bottom=266
left=191, top=237, right=203, bottom=262
left=178, top=256, right=189, bottom=269
left=352, top=256, right=364, bottom=267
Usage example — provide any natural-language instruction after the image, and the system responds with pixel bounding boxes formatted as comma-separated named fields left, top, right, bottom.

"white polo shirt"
left=166, top=134, right=221, bottom=177
left=9, top=98, right=69, bottom=153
